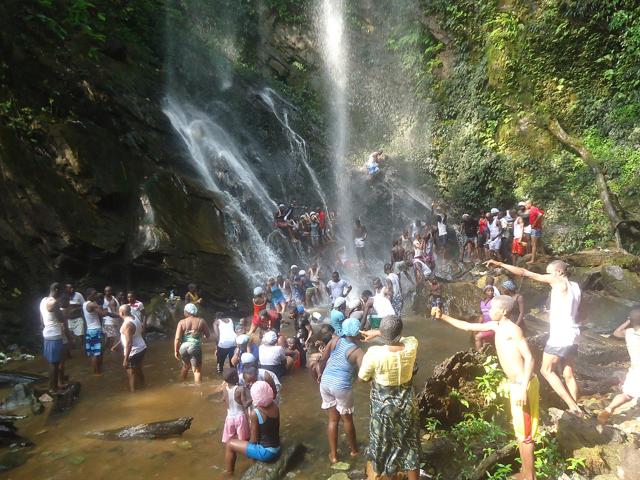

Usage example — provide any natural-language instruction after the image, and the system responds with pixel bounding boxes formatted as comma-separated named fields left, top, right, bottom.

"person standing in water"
left=102, top=286, right=120, bottom=353
left=384, top=263, right=403, bottom=317
left=326, top=271, right=352, bottom=307
left=487, top=259, right=583, bottom=414
left=119, top=304, right=146, bottom=392
left=174, top=303, right=210, bottom=384
left=436, top=296, right=538, bottom=480
left=214, top=312, right=236, bottom=375
left=126, top=291, right=146, bottom=330
left=353, top=219, right=368, bottom=267
left=40, top=282, right=68, bottom=392
left=83, top=288, right=116, bottom=375
left=359, top=316, right=421, bottom=480
left=64, top=283, right=85, bottom=351
left=318, top=317, right=364, bottom=464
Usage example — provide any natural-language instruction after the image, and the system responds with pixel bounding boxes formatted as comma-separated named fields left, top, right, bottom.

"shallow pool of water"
left=4, top=314, right=468, bottom=480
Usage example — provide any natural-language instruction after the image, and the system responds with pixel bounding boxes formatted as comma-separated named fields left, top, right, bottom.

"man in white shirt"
left=41, top=283, right=67, bottom=391
left=64, top=283, right=85, bottom=350
left=488, top=259, right=583, bottom=414
left=325, top=271, right=352, bottom=306
left=127, top=291, right=146, bottom=329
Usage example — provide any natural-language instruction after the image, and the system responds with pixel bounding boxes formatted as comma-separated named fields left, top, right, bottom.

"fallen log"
left=88, top=416, right=193, bottom=440
left=240, top=443, right=306, bottom=480
left=460, top=441, right=517, bottom=480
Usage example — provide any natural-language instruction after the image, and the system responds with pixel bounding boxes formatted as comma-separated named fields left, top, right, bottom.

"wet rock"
left=0, top=383, right=42, bottom=414
left=240, top=443, right=306, bottom=480
left=416, top=348, right=488, bottom=426
left=600, top=265, right=640, bottom=302
left=34, top=382, right=81, bottom=414
left=616, top=443, right=640, bottom=480
left=0, top=371, right=47, bottom=387
left=88, top=416, right=193, bottom=440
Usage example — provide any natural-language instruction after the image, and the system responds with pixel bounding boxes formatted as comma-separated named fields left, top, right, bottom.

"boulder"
left=600, top=265, right=640, bottom=302
left=240, top=443, right=305, bottom=480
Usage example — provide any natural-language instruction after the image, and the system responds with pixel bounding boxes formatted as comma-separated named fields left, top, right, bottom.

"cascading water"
left=257, top=87, right=329, bottom=213
left=163, top=97, right=281, bottom=283
left=317, top=0, right=352, bottom=239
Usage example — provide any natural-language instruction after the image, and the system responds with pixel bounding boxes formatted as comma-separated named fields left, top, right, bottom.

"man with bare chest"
left=436, top=296, right=538, bottom=480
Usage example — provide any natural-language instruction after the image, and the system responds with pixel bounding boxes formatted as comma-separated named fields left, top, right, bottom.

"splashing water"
left=163, top=97, right=281, bottom=284
left=257, top=87, right=329, bottom=213
left=317, top=0, right=352, bottom=236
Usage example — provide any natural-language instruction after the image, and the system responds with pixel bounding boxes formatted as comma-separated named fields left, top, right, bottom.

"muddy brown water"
left=3, top=314, right=467, bottom=480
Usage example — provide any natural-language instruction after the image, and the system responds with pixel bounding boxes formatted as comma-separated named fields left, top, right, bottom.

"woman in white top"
left=215, top=313, right=237, bottom=375
left=258, top=331, right=292, bottom=378
left=119, top=304, right=147, bottom=392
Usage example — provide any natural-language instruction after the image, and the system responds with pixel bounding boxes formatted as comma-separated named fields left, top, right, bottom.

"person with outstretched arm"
left=486, top=259, right=583, bottom=414
left=435, top=297, right=538, bottom=480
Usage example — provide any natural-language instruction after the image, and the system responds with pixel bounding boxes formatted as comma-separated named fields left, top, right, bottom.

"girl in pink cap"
left=224, top=380, right=281, bottom=476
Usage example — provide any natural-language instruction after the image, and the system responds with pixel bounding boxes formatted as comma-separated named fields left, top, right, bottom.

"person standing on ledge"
left=487, top=259, right=583, bottom=414
left=525, top=200, right=545, bottom=264
left=435, top=296, right=538, bottom=480
left=353, top=219, right=368, bottom=267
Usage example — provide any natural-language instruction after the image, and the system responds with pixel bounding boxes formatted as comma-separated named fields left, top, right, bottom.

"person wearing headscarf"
left=224, top=380, right=281, bottom=475
left=358, top=316, right=420, bottom=480
left=501, top=278, right=525, bottom=331
left=173, top=303, right=210, bottom=384
left=258, top=331, right=292, bottom=378
left=318, top=317, right=365, bottom=464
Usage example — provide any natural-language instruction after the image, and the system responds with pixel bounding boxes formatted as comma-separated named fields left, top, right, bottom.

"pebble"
left=331, top=461, right=350, bottom=471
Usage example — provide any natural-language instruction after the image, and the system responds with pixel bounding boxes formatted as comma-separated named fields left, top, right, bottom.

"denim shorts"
left=531, top=228, right=542, bottom=238
left=246, top=443, right=280, bottom=462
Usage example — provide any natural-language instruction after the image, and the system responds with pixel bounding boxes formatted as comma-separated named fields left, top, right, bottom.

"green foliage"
left=475, top=355, right=509, bottom=408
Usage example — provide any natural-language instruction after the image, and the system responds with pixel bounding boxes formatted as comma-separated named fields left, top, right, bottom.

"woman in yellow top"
left=359, top=316, right=420, bottom=480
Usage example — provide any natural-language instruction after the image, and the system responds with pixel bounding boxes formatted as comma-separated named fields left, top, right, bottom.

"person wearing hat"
left=174, top=303, right=210, bottom=384
left=258, top=331, right=291, bottom=378
left=487, top=259, right=584, bottom=415
left=358, top=316, right=420, bottom=479
left=224, top=380, right=281, bottom=476
left=252, top=287, right=268, bottom=327
left=501, top=279, right=525, bottom=331
left=318, top=317, right=364, bottom=464
left=240, top=358, right=281, bottom=404
left=213, top=312, right=237, bottom=375
left=231, top=334, right=255, bottom=375
left=460, top=213, right=478, bottom=262
left=330, top=297, right=347, bottom=337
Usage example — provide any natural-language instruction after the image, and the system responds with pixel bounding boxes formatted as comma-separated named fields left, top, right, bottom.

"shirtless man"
left=487, top=259, right=583, bottom=414
left=436, top=296, right=538, bottom=480
left=119, top=304, right=147, bottom=392
left=174, top=303, right=210, bottom=383
left=391, top=239, right=414, bottom=285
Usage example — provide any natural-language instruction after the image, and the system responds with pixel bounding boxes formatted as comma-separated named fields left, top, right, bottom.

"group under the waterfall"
left=36, top=195, right=640, bottom=480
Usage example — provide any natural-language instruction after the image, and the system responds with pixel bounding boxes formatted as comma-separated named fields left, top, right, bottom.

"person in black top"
left=460, top=214, right=478, bottom=262
left=225, top=380, right=281, bottom=476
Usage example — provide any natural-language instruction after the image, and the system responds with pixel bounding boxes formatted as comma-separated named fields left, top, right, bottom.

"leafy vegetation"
left=424, top=356, right=584, bottom=479
left=386, top=0, right=640, bottom=252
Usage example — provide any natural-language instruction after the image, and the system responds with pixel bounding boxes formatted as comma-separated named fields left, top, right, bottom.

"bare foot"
left=526, top=260, right=535, bottom=264
left=350, top=450, right=359, bottom=457
left=328, top=453, right=338, bottom=464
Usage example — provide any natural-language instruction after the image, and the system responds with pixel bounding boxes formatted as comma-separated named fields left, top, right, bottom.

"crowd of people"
left=36, top=194, right=640, bottom=480
left=274, top=202, right=336, bottom=252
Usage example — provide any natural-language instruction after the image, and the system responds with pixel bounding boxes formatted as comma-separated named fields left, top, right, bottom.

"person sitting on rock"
left=598, top=307, right=640, bottom=425
left=436, top=296, right=539, bottom=480
left=365, top=150, right=383, bottom=178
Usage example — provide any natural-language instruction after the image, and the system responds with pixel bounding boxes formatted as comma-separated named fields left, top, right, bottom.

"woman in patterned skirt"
left=358, top=315, right=420, bottom=479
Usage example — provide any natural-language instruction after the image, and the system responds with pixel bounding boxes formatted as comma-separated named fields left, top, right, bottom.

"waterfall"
left=317, top=0, right=352, bottom=239
left=257, top=87, right=329, bottom=213
left=163, top=97, right=281, bottom=283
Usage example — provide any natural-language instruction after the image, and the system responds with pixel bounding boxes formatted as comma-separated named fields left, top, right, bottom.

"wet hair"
left=223, top=368, right=239, bottom=385
left=332, top=271, right=339, bottom=277
left=384, top=263, right=392, bottom=273
left=547, top=260, right=568, bottom=276
left=372, top=277, right=382, bottom=287
left=379, top=316, right=403, bottom=344
left=49, top=282, right=61, bottom=295
left=362, top=290, right=373, bottom=299
left=492, top=295, right=516, bottom=315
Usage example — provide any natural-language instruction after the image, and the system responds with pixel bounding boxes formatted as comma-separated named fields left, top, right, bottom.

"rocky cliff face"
left=0, top=1, right=245, bottom=346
